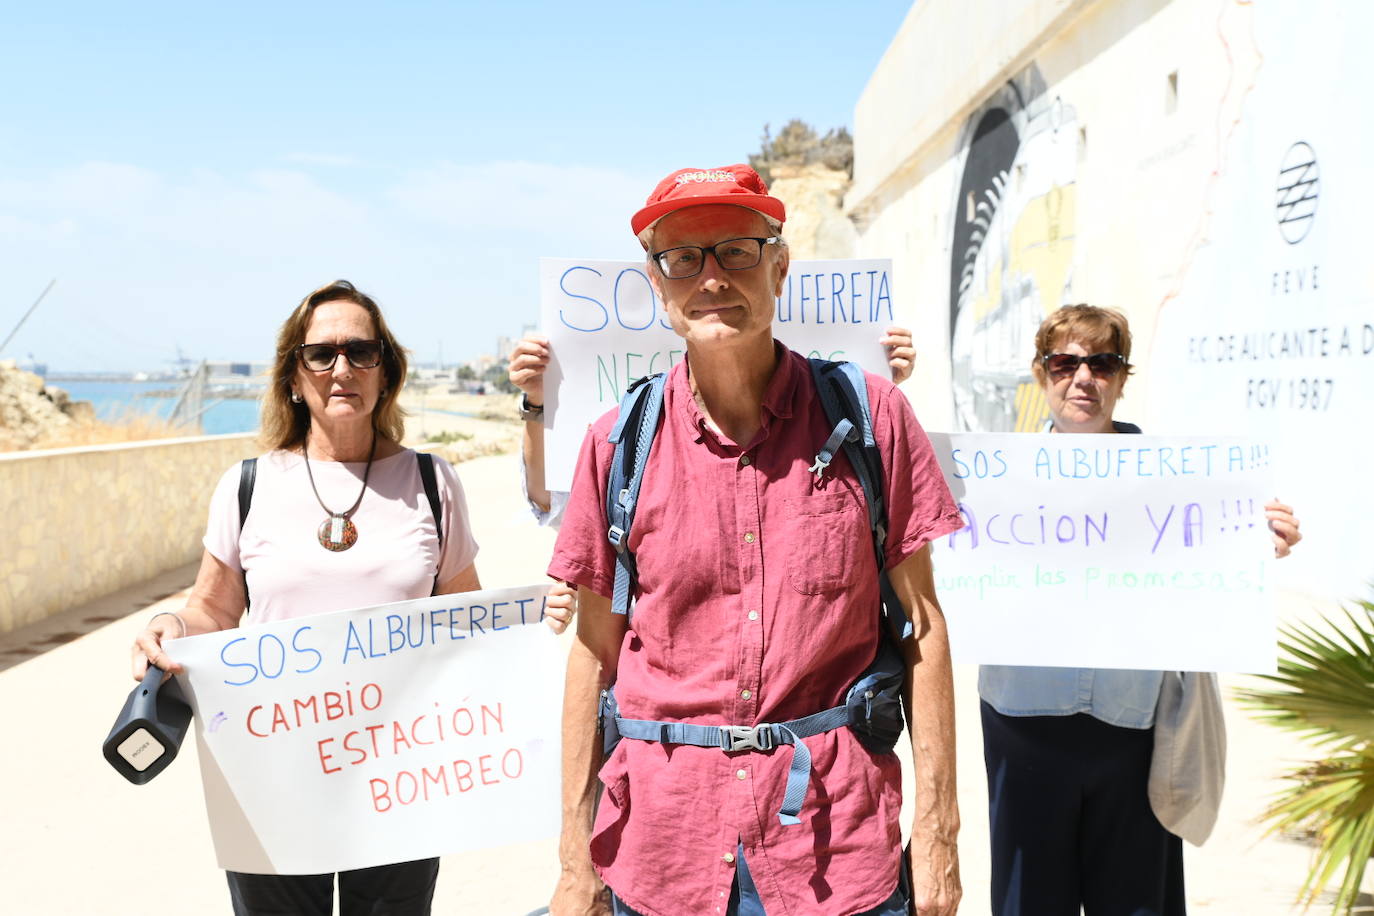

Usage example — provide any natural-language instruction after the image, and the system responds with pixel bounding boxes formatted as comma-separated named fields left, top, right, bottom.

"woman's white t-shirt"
left=203, top=449, right=479, bottom=624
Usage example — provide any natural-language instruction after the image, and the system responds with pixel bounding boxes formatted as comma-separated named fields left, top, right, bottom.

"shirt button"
left=740, top=689, right=752, bottom=699
left=722, top=851, right=736, bottom=864
left=736, top=768, right=748, bottom=780
left=743, top=532, right=756, bottom=543
left=740, top=455, right=752, bottom=467
left=747, top=610, right=759, bottom=621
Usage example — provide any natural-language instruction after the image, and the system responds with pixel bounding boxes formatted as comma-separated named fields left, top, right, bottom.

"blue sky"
left=0, top=1, right=914, bottom=372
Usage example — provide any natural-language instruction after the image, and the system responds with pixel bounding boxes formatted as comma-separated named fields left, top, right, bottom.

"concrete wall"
left=850, top=0, right=1192, bottom=428
left=0, top=433, right=258, bottom=634
left=848, top=0, right=1374, bottom=596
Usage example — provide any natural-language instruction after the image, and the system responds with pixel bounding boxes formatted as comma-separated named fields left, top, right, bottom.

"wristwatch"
left=518, top=394, right=544, bottom=422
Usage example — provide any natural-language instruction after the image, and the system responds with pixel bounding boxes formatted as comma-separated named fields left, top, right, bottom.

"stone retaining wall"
left=0, top=433, right=259, bottom=634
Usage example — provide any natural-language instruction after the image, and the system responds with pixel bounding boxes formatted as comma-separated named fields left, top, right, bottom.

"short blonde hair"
left=1031, top=304, right=1134, bottom=385
left=260, top=280, right=409, bottom=451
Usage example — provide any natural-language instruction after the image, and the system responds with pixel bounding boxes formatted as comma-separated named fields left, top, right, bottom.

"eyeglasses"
left=651, top=236, right=782, bottom=279
left=298, top=339, right=384, bottom=372
left=1041, top=352, right=1125, bottom=380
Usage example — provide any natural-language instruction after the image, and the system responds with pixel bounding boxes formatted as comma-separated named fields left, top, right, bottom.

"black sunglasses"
left=1041, top=352, right=1125, bottom=379
left=298, top=339, right=384, bottom=372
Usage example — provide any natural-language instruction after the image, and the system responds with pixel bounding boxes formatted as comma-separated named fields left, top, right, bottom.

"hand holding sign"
left=509, top=334, right=551, bottom=407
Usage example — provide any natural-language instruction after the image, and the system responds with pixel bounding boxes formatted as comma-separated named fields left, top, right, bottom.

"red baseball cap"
left=631, top=164, right=787, bottom=237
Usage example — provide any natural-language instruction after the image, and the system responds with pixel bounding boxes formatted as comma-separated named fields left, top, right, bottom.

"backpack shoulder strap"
left=606, top=373, right=668, bottom=620
left=415, top=451, right=446, bottom=596
left=237, top=458, right=257, bottom=529
left=416, top=451, right=444, bottom=547
left=809, top=359, right=883, bottom=550
left=237, top=458, right=257, bottom=612
left=807, top=359, right=911, bottom=640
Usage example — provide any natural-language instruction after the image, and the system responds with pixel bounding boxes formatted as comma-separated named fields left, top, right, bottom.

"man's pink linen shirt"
left=204, top=449, right=479, bottom=622
left=548, top=346, right=963, bottom=916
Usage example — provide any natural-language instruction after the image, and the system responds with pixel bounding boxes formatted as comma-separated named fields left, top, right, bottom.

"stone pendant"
left=318, top=514, right=358, bottom=551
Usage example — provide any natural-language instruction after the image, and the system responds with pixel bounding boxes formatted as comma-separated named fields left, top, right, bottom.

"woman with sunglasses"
left=978, top=304, right=1302, bottom=916
left=130, top=279, right=481, bottom=916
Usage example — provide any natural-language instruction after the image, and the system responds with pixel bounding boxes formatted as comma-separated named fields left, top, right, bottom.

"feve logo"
left=1275, top=141, right=1319, bottom=245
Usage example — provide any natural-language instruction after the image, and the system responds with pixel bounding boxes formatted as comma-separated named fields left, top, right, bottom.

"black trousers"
left=981, top=702, right=1185, bottom=916
left=226, top=858, right=439, bottom=916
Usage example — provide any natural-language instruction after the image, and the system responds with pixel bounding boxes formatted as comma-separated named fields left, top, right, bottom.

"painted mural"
left=948, top=65, right=1079, bottom=432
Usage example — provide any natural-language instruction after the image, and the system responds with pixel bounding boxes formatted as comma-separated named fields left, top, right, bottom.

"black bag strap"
left=416, top=451, right=446, bottom=595
left=237, top=458, right=257, bottom=529
left=416, top=451, right=444, bottom=547
left=237, top=458, right=257, bottom=612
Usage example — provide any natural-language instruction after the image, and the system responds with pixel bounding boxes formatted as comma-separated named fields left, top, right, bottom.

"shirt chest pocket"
left=782, top=491, right=867, bottom=595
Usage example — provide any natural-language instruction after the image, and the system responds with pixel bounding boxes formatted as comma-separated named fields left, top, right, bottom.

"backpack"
left=236, top=450, right=445, bottom=609
left=599, top=359, right=909, bottom=826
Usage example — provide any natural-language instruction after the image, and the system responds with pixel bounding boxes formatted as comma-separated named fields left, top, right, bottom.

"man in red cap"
left=548, top=164, right=964, bottom=916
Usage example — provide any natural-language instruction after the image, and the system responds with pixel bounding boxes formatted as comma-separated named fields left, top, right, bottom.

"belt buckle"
left=720, top=724, right=773, bottom=752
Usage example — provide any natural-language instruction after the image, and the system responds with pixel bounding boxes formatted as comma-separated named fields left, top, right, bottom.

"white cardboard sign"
left=163, top=584, right=560, bottom=875
left=538, top=257, right=896, bottom=491
left=929, top=433, right=1277, bottom=673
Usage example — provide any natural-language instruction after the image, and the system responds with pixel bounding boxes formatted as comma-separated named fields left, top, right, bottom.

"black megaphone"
left=102, top=665, right=193, bottom=785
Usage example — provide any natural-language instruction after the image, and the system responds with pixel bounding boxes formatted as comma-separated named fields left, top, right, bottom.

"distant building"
left=206, top=360, right=271, bottom=388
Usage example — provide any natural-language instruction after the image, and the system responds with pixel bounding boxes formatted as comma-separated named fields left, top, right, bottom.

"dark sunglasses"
left=298, top=339, right=384, bottom=372
left=1041, top=352, right=1125, bottom=379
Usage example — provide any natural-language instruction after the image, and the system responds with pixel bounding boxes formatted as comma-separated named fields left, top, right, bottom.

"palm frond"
left=1237, top=600, right=1374, bottom=748
left=1241, top=595, right=1374, bottom=913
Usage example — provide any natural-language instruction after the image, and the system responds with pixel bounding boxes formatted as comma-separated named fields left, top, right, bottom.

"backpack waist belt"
left=604, top=695, right=850, bottom=826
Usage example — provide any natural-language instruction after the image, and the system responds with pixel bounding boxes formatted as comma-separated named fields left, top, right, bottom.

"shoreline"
left=399, top=388, right=522, bottom=464
left=0, top=386, right=522, bottom=457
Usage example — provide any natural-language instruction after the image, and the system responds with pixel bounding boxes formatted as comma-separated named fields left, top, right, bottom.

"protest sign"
left=929, top=433, right=1277, bottom=673
left=163, top=584, right=560, bottom=875
left=538, top=257, right=895, bottom=491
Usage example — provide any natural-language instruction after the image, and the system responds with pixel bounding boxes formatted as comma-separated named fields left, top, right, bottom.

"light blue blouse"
left=977, top=665, right=1164, bottom=729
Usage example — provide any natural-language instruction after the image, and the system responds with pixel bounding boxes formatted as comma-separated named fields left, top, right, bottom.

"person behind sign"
left=547, top=164, right=966, bottom=916
left=509, top=326, right=918, bottom=638
left=978, top=304, right=1302, bottom=916
left=130, top=279, right=481, bottom=916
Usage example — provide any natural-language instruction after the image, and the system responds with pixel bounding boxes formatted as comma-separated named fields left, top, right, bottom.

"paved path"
left=1, top=449, right=1365, bottom=913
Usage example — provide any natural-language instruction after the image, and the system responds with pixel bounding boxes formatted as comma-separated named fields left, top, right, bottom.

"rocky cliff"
left=0, top=361, right=94, bottom=450
left=766, top=163, right=856, bottom=260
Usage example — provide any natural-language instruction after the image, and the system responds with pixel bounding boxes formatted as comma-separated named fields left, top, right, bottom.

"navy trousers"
left=226, top=858, right=439, bottom=916
left=981, top=702, right=1185, bottom=916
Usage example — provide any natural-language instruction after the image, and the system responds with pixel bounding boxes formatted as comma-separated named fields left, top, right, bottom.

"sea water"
left=54, top=380, right=261, bottom=436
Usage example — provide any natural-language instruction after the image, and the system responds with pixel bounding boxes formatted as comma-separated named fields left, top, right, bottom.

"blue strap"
left=809, top=360, right=911, bottom=640
left=606, top=374, right=667, bottom=619
left=612, top=704, right=850, bottom=825
left=807, top=417, right=855, bottom=478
